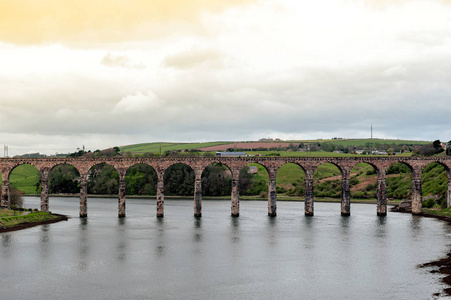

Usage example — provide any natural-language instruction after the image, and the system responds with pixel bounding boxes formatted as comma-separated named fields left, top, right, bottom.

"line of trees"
left=34, top=161, right=449, bottom=207
left=43, top=163, right=265, bottom=197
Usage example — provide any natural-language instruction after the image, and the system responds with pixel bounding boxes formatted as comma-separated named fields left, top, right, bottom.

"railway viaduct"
left=1, top=156, right=451, bottom=218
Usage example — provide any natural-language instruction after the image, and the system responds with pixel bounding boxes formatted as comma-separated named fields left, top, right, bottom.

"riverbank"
left=419, top=211, right=451, bottom=297
left=0, top=209, right=68, bottom=233
left=26, top=193, right=402, bottom=205
left=390, top=205, right=451, bottom=297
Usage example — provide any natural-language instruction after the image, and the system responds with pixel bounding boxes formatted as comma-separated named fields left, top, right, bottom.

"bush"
left=276, top=186, right=286, bottom=193
left=9, top=187, right=24, bottom=209
left=350, top=176, right=360, bottom=186
left=366, top=169, right=376, bottom=176
left=423, top=198, right=436, bottom=208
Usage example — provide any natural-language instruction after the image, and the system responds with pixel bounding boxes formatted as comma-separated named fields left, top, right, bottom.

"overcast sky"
left=1, top=0, right=451, bottom=156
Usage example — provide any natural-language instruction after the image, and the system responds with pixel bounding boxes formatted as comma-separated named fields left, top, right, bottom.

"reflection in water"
left=340, top=216, right=351, bottom=247
left=78, top=218, right=90, bottom=271
left=340, top=216, right=350, bottom=229
left=303, top=215, right=315, bottom=228
left=155, top=218, right=166, bottom=257
left=267, top=215, right=278, bottom=247
left=193, top=218, right=203, bottom=243
left=374, top=216, right=387, bottom=238
left=1, top=198, right=450, bottom=300
left=39, top=225, right=50, bottom=259
left=116, top=218, right=127, bottom=262
left=230, top=217, right=240, bottom=244
left=1, top=234, right=12, bottom=258
left=410, top=215, right=422, bottom=237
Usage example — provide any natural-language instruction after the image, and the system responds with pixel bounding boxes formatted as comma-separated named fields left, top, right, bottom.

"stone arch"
left=313, top=162, right=342, bottom=198
left=349, top=162, right=378, bottom=201
left=349, top=160, right=380, bottom=177
left=238, top=162, right=269, bottom=198
left=276, top=162, right=306, bottom=197
left=386, top=160, right=415, bottom=176
left=314, top=161, right=350, bottom=216
left=48, top=163, right=81, bottom=194
left=8, top=163, right=40, bottom=194
left=87, top=162, right=120, bottom=196
left=6, top=163, right=41, bottom=210
left=7, top=162, right=40, bottom=182
left=125, top=163, right=158, bottom=196
left=385, top=161, right=413, bottom=200
left=163, top=162, right=195, bottom=196
left=200, top=158, right=234, bottom=176
left=201, top=162, right=232, bottom=197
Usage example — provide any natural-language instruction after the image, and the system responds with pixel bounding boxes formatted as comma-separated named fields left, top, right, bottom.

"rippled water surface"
left=1, top=197, right=451, bottom=299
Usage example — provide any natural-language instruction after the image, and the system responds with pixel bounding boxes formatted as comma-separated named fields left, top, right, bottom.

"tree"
left=125, top=164, right=157, bottom=195
left=9, top=187, right=23, bottom=209
left=201, top=164, right=232, bottom=196
left=49, top=165, right=80, bottom=194
left=414, top=140, right=444, bottom=156
left=164, top=164, right=194, bottom=196
left=433, top=140, right=442, bottom=149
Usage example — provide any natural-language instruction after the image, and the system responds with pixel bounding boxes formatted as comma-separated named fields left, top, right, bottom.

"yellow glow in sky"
left=0, top=0, right=255, bottom=45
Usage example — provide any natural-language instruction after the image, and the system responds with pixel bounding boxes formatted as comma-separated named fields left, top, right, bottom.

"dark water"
left=1, top=197, right=451, bottom=299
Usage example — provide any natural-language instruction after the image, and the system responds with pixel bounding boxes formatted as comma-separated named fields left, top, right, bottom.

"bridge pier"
left=377, top=175, right=387, bottom=216
left=304, top=176, right=314, bottom=216
left=447, top=178, right=451, bottom=208
left=341, top=176, right=350, bottom=216
left=231, top=171, right=240, bottom=217
left=40, top=170, right=49, bottom=212
left=156, top=176, right=164, bottom=218
left=1, top=179, right=10, bottom=209
left=80, top=175, right=88, bottom=218
left=194, top=170, right=202, bottom=218
left=412, top=176, right=422, bottom=215
left=268, top=169, right=277, bottom=217
left=118, top=174, right=126, bottom=218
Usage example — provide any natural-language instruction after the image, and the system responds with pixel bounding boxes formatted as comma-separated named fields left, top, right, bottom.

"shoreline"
left=24, top=194, right=401, bottom=205
left=417, top=212, right=451, bottom=297
left=0, top=213, right=69, bottom=233
left=390, top=206, right=451, bottom=297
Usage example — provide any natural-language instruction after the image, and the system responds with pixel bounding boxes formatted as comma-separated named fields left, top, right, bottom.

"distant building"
left=371, top=150, right=388, bottom=155
left=216, top=152, right=247, bottom=157
left=248, top=166, right=258, bottom=174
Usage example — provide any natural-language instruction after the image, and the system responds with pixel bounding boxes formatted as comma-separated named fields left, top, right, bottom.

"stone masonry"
left=1, top=156, right=450, bottom=218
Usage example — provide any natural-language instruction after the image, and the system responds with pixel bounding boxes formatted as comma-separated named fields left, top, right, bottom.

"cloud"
left=2, top=0, right=451, bottom=155
left=101, top=53, right=145, bottom=69
left=112, top=92, right=164, bottom=114
left=0, top=0, right=257, bottom=46
left=164, top=48, right=226, bottom=69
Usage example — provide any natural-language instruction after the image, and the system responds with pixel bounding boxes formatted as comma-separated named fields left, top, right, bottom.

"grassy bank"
left=0, top=209, right=68, bottom=232
left=422, top=207, right=451, bottom=218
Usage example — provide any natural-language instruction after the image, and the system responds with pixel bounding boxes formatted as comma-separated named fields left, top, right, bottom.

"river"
left=1, top=197, right=450, bottom=299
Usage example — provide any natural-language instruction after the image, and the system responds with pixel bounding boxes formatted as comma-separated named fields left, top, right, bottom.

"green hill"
left=120, top=142, right=230, bottom=154
left=9, top=164, right=40, bottom=194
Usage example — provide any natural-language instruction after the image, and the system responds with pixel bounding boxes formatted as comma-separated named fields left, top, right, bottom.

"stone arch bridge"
left=1, top=156, right=450, bottom=218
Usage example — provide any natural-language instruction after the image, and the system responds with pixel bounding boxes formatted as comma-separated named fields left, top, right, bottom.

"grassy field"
left=9, top=164, right=40, bottom=194
left=120, top=142, right=230, bottom=154
left=310, top=138, right=430, bottom=146
left=118, top=139, right=429, bottom=155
